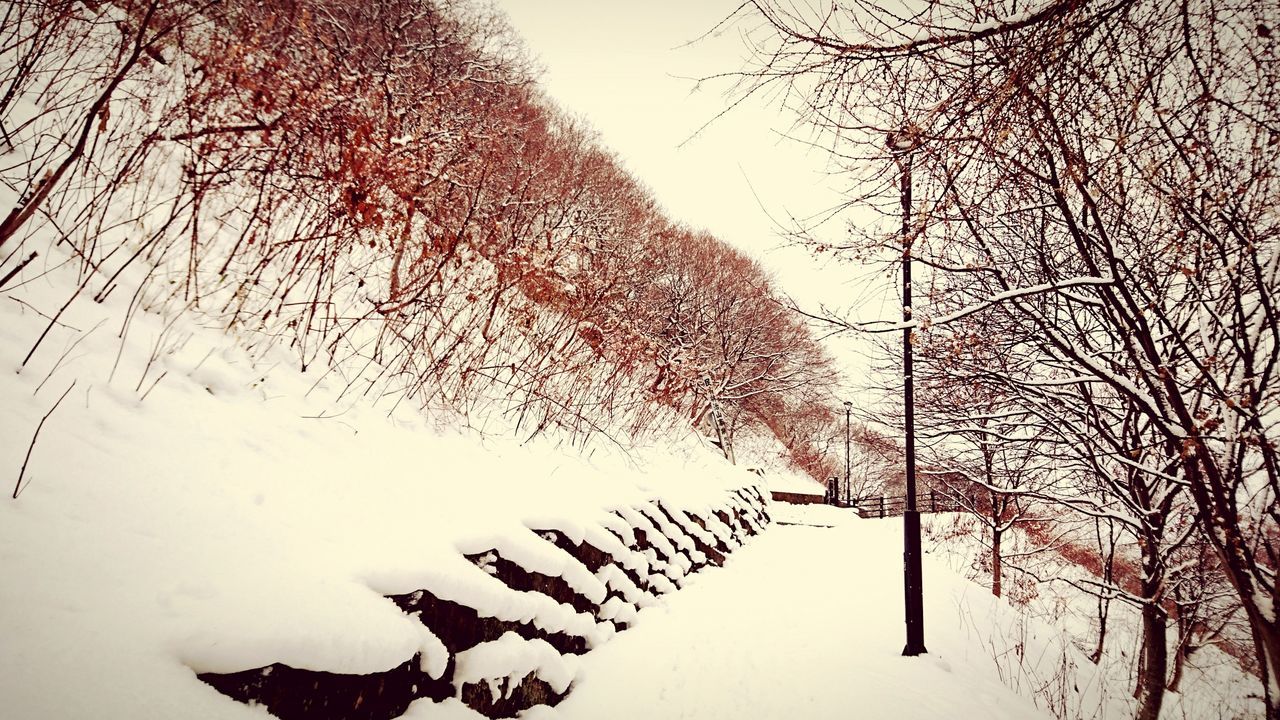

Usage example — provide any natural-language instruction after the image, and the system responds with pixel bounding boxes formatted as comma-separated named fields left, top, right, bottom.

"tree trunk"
left=1090, top=518, right=1116, bottom=665
left=1242, top=599, right=1280, bottom=720
left=1134, top=529, right=1168, bottom=720
left=1166, top=596, right=1193, bottom=693
left=991, top=527, right=1002, bottom=598
left=1167, top=638, right=1186, bottom=693
left=1134, top=601, right=1168, bottom=720
left=1089, top=597, right=1109, bottom=665
left=1185, top=462, right=1280, bottom=718
left=985, top=453, right=1002, bottom=598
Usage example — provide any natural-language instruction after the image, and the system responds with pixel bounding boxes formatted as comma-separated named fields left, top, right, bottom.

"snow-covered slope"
left=1, top=257, right=1143, bottom=720
left=920, top=513, right=1264, bottom=719
left=0, top=260, right=766, bottom=719
left=761, top=470, right=828, bottom=498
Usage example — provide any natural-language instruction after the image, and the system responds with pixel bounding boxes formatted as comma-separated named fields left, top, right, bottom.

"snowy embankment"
left=920, top=514, right=1265, bottom=720
left=758, top=463, right=828, bottom=500
left=0, top=261, right=768, bottom=719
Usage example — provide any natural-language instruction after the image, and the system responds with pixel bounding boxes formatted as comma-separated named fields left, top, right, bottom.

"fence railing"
left=849, top=491, right=970, bottom=519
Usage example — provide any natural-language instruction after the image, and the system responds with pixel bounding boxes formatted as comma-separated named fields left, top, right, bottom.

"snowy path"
left=541, top=505, right=1050, bottom=720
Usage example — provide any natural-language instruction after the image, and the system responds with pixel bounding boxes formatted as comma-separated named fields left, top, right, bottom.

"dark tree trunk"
left=1166, top=592, right=1195, bottom=693
left=1090, top=597, right=1109, bottom=665
left=1134, top=544, right=1169, bottom=720
left=1135, top=603, right=1169, bottom=720
left=1089, top=519, right=1117, bottom=665
left=991, top=527, right=1002, bottom=598
left=1167, top=634, right=1186, bottom=693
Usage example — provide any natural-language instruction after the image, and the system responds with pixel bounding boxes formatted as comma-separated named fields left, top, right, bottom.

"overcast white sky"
left=493, top=0, right=898, bottom=396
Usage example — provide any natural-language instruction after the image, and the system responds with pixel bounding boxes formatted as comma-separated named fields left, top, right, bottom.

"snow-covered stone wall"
left=199, top=490, right=770, bottom=719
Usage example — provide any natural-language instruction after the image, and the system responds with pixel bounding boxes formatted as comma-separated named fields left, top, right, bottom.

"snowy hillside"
left=1, top=258, right=1053, bottom=720
left=0, top=258, right=770, bottom=719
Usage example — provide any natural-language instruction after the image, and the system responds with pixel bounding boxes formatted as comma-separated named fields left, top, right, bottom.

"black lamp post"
left=889, top=127, right=927, bottom=657
left=844, top=400, right=852, bottom=506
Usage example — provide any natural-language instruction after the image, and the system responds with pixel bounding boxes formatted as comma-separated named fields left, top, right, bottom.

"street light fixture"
left=888, top=126, right=927, bottom=657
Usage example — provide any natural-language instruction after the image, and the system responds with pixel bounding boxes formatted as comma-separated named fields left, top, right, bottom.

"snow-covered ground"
left=919, top=514, right=1264, bottom=720
left=529, top=503, right=1051, bottom=720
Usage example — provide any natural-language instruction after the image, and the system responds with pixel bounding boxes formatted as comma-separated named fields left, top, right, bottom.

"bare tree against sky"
left=723, top=0, right=1280, bottom=713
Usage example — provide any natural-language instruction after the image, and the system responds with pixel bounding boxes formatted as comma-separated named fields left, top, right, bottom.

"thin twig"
left=8, top=296, right=80, bottom=331
left=13, top=380, right=75, bottom=499
left=34, top=318, right=104, bottom=396
left=138, top=371, right=167, bottom=403
left=23, top=274, right=92, bottom=367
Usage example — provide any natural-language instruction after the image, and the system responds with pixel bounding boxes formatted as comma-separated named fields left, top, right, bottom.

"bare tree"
left=724, top=0, right=1279, bottom=714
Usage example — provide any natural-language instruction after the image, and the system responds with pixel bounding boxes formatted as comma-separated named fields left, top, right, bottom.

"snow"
left=760, top=468, right=828, bottom=496
left=451, top=633, right=576, bottom=700
left=0, top=253, right=764, bottom=719
left=0, top=231, right=1195, bottom=720
left=596, top=596, right=639, bottom=626
left=456, top=534, right=608, bottom=606
left=919, top=512, right=1266, bottom=719
left=547, top=504, right=1053, bottom=720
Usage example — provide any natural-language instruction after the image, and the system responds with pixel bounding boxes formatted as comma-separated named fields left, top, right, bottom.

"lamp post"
left=844, top=400, right=852, bottom=506
left=889, top=127, right=927, bottom=657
